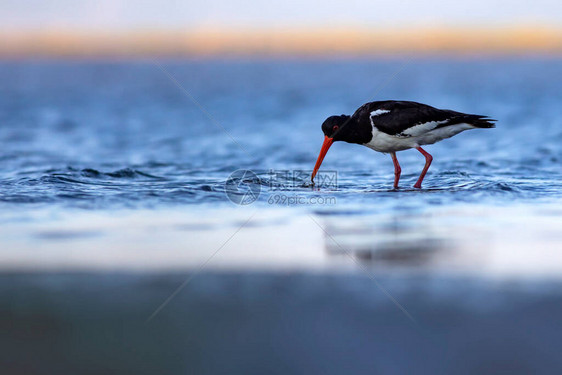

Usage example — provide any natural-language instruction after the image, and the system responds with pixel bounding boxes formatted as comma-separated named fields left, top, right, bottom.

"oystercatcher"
left=311, top=100, right=495, bottom=189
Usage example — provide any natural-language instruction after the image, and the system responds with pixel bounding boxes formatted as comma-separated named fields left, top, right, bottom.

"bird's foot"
left=413, top=182, right=422, bottom=189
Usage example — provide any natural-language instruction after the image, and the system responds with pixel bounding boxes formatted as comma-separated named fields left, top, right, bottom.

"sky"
left=3, top=0, right=562, bottom=31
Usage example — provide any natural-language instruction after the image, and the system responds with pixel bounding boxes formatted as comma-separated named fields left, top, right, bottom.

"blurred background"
left=3, top=0, right=562, bottom=56
left=2, top=1, right=562, bottom=374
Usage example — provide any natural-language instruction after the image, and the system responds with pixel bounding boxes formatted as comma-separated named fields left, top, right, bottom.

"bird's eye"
left=333, top=125, right=339, bottom=131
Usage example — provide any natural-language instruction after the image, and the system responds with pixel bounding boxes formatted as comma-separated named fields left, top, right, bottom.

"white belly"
left=363, top=123, right=475, bottom=153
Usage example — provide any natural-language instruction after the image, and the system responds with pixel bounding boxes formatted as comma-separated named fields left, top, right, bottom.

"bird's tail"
left=465, top=115, right=496, bottom=128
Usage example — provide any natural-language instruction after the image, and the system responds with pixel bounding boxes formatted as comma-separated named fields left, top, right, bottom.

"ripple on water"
left=1, top=60, right=562, bottom=210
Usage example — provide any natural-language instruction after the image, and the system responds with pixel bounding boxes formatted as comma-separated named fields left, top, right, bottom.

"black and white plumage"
left=311, top=100, right=496, bottom=189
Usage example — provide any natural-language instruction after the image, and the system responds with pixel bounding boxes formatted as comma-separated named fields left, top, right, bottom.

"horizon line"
left=1, top=26, right=562, bottom=58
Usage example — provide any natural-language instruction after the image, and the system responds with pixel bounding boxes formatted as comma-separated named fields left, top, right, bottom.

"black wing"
left=353, top=100, right=495, bottom=136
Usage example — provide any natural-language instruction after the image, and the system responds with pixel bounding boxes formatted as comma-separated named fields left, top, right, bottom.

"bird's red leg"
left=414, top=146, right=433, bottom=189
left=390, top=152, right=401, bottom=189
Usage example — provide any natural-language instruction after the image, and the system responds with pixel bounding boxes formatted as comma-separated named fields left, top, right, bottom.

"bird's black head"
left=321, top=115, right=352, bottom=141
left=312, top=113, right=372, bottom=183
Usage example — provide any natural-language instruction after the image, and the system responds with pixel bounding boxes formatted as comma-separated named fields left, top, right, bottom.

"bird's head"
left=321, top=115, right=352, bottom=140
left=311, top=114, right=352, bottom=183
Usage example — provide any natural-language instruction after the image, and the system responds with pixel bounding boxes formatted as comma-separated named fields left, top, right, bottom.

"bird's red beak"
left=311, top=136, right=334, bottom=183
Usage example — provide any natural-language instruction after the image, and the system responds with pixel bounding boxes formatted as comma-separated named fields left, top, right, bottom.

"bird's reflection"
left=323, top=212, right=452, bottom=267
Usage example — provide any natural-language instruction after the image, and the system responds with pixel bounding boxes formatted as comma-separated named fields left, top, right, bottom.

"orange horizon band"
left=1, top=27, right=562, bottom=57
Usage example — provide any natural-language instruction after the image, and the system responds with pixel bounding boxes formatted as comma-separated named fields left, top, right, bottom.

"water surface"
left=2, top=58, right=562, bottom=374
left=1, top=58, right=561, bottom=210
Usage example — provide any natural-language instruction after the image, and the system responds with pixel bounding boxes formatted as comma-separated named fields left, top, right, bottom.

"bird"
left=311, top=100, right=495, bottom=189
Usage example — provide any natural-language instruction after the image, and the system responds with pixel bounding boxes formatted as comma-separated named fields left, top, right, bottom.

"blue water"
left=3, top=58, right=562, bottom=374
left=2, top=58, right=562, bottom=210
